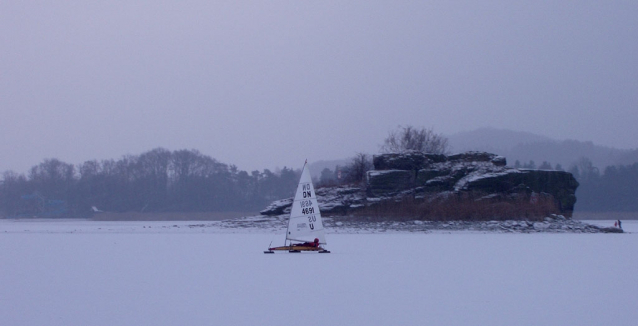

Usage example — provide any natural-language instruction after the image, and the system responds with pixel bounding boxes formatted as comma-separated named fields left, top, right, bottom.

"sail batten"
left=285, top=163, right=326, bottom=244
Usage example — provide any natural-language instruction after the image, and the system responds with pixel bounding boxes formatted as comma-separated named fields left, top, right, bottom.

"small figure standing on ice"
left=618, top=220, right=622, bottom=229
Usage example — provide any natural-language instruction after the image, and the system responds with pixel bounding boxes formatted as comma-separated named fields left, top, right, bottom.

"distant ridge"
left=447, top=127, right=553, bottom=153
left=311, top=128, right=638, bottom=177
left=447, top=128, right=638, bottom=169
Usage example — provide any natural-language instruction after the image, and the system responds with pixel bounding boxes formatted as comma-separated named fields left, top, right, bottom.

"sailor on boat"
left=294, top=238, right=320, bottom=248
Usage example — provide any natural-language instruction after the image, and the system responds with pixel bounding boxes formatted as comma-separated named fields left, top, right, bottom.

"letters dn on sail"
left=302, top=183, right=312, bottom=198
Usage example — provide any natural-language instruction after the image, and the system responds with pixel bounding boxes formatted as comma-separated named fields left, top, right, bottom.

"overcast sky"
left=1, top=1, right=637, bottom=173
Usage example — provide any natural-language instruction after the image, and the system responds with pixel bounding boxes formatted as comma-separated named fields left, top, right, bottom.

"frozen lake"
left=1, top=219, right=636, bottom=326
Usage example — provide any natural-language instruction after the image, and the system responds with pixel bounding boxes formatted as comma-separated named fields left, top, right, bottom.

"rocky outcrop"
left=366, top=170, right=414, bottom=197
left=366, top=151, right=578, bottom=216
left=372, top=152, right=447, bottom=171
left=462, top=169, right=578, bottom=213
left=261, top=151, right=579, bottom=219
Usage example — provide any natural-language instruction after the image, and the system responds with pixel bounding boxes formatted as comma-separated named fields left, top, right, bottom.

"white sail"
left=286, top=162, right=326, bottom=244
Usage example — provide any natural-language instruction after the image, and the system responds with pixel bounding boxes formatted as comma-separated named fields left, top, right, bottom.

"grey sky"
left=1, top=1, right=637, bottom=173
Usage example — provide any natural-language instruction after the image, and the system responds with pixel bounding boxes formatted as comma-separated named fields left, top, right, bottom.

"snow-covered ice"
left=1, top=219, right=636, bottom=326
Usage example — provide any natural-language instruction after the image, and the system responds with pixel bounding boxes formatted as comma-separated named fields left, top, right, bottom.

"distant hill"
left=447, top=128, right=638, bottom=170
left=310, top=128, right=638, bottom=176
left=309, top=159, right=349, bottom=179
left=448, top=128, right=553, bottom=154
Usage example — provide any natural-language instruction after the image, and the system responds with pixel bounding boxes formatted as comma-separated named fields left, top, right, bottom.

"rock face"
left=261, top=151, right=579, bottom=218
left=463, top=169, right=578, bottom=214
left=366, top=170, right=414, bottom=197
left=372, top=152, right=447, bottom=171
left=366, top=151, right=579, bottom=216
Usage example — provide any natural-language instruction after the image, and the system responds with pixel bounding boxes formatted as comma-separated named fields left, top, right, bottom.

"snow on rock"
left=365, top=151, right=578, bottom=216
left=372, top=151, right=446, bottom=171
left=260, top=186, right=366, bottom=216
left=259, top=198, right=293, bottom=216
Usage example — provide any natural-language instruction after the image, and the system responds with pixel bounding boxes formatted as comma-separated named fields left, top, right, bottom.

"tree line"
left=0, top=125, right=447, bottom=218
left=2, top=126, right=634, bottom=217
left=509, top=157, right=638, bottom=212
left=569, top=158, right=638, bottom=212
left=0, top=148, right=305, bottom=218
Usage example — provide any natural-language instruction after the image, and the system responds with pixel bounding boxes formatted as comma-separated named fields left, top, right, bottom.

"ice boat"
left=264, top=161, right=330, bottom=253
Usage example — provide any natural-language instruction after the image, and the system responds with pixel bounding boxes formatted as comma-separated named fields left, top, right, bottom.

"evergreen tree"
left=538, top=161, right=552, bottom=170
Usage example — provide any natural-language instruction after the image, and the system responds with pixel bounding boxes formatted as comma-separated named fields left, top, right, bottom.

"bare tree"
left=342, top=153, right=373, bottom=184
left=29, top=159, right=76, bottom=200
left=380, top=125, right=449, bottom=154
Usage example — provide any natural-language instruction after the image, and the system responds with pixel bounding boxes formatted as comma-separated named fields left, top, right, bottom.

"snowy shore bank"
left=1, top=215, right=629, bottom=234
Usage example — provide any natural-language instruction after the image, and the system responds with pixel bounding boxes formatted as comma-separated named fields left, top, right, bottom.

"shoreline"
left=1, top=215, right=629, bottom=234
